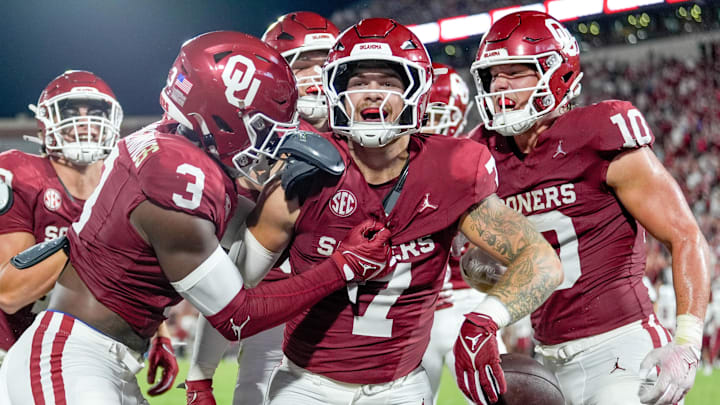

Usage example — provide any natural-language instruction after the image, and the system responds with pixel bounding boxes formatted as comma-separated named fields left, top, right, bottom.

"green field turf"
left=139, top=359, right=720, bottom=404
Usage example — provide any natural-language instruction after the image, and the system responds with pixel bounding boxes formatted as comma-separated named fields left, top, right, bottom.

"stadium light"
left=490, top=3, right=546, bottom=23
left=407, top=0, right=701, bottom=45
left=545, top=0, right=604, bottom=22
left=605, top=0, right=664, bottom=14
left=438, top=13, right=491, bottom=42
left=407, top=22, right=440, bottom=44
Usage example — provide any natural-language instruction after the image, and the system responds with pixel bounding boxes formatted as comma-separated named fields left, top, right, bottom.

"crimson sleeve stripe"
left=642, top=314, right=667, bottom=350
left=30, top=311, right=54, bottom=405
left=49, top=316, right=74, bottom=405
left=642, top=314, right=670, bottom=377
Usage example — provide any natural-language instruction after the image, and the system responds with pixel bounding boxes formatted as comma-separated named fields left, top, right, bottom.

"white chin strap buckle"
left=350, top=126, right=399, bottom=148
left=493, top=110, right=536, bottom=136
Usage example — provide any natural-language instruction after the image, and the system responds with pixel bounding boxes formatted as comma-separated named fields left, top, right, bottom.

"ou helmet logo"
left=545, top=19, right=579, bottom=57
left=449, top=73, right=469, bottom=105
left=222, top=55, right=262, bottom=108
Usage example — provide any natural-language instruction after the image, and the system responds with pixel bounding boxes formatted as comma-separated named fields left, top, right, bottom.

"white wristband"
left=472, top=295, right=511, bottom=328
left=674, top=313, right=703, bottom=349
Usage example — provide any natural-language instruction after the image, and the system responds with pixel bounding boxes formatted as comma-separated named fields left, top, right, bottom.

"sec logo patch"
left=329, top=189, right=357, bottom=217
left=43, top=188, right=63, bottom=211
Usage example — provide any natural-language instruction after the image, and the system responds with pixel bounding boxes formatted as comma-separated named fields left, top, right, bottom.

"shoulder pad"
left=280, top=157, right=320, bottom=202
left=278, top=131, right=344, bottom=175
left=11, top=236, right=69, bottom=269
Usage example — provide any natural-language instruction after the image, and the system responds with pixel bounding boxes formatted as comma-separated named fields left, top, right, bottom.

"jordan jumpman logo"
left=610, top=357, right=626, bottom=374
left=419, top=193, right=438, bottom=213
left=553, top=140, right=567, bottom=158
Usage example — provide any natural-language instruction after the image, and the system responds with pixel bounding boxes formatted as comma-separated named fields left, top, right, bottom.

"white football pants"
left=0, top=310, right=148, bottom=405
left=233, top=323, right=285, bottom=405
left=266, top=356, right=432, bottom=405
left=535, top=314, right=672, bottom=405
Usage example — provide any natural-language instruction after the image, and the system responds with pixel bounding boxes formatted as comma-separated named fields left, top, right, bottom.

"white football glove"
left=638, top=342, right=700, bottom=405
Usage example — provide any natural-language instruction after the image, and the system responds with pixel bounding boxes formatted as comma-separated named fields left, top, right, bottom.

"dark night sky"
left=1, top=0, right=362, bottom=118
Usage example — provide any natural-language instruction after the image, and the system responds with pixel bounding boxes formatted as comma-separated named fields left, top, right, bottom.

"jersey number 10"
left=610, top=109, right=652, bottom=148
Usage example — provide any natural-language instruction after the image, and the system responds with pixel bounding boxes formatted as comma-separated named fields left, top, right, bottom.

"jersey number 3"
left=173, top=163, right=205, bottom=210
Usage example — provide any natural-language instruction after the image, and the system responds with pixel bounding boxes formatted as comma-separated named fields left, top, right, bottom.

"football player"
left=0, top=71, right=180, bottom=397
left=419, top=63, right=507, bottom=405
left=0, top=31, right=394, bottom=405
left=0, top=70, right=122, bottom=358
left=244, top=18, right=562, bottom=405
left=186, top=13, right=341, bottom=405
left=466, top=10, right=710, bottom=405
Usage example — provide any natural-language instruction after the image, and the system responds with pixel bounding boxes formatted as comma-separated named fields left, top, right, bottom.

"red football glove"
left=185, top=379, right=216, bottom=405
left=146, top=336, right=179, bottom=396
left=453, top=312, right=506, bottom=404
left=330, top=219, right=393, bottom=282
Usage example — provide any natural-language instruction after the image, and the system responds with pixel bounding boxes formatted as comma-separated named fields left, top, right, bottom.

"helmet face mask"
left=473, top=54, right=557, bottom=136
left=322, top=18, right=433, bottom=148
left=325, top=59, right=427, bottom=147
left=471, top=11, right=583, bottom=136
left=289, top=52, right=327, bottom=122
left=160, top=31, right=299, bottom=185
left=34, top=71, right=123, bottom=164
left=424, top=102, right=465, bottom=136
left=231, top=111, right=298, bottom=186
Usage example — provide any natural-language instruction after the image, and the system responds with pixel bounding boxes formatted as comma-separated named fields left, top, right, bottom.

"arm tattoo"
left=466, top=195, right=562, bottom=321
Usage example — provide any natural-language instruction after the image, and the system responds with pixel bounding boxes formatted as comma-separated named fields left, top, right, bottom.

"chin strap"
left=381, top=157, right=410, bottom=216
left=22, top=135, right=43, bottom=145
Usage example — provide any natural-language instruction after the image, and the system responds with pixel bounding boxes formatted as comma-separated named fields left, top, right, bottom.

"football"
left=497, top=353, right=565, bottom=405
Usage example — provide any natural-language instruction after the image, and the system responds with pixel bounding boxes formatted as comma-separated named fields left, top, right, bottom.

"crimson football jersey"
left=0, top=151, right=85, bottom=350
left=471, top=100, right=656, bottom=345
left=283, top=133, right=497, bottom=384
left=298, top=118, right=319, bottom=133
left=67, top=121, right=237, bottom=338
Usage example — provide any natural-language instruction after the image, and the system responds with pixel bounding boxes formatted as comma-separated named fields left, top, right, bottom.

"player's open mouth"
left=306, top=85, right=321, bottom=95
left=360, top=107, right=387, bottom=122
left=497, top=98, right=516, bottom=110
